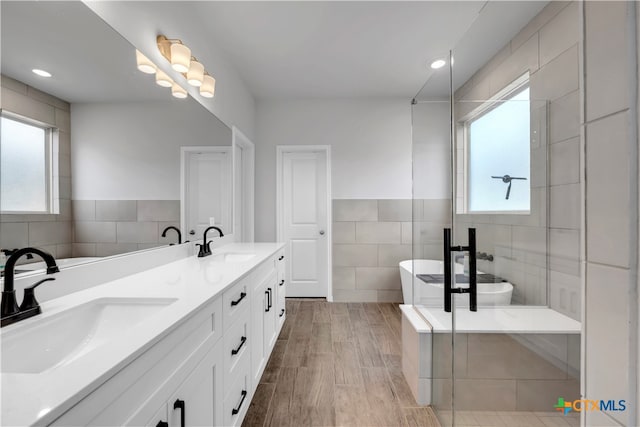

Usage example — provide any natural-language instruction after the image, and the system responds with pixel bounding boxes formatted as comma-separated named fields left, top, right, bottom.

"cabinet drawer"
left=223, top=309, right=250, bottom=394
left=223, top=354, right=251, bottom=427
left=222, top=277, right=250, bottom=330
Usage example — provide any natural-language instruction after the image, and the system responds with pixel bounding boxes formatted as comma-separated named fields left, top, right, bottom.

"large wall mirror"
left=0, top=1, right=232, bottom=271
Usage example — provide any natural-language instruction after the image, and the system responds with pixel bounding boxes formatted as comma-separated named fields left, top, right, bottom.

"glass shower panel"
left=448, top=2, right=582, bottom=423
left=411, top=51, right=455, bottom=427
left=410, top=3, right=583, bottom=426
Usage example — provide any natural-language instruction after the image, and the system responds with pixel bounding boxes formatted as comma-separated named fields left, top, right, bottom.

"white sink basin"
left=1, top=297, right=177, bottom=374
left=210, top=253, right=255, bottom=263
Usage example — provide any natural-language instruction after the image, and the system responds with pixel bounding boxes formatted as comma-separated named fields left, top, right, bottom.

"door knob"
left=189, top=230, right=195, bottom=235
left=319, top=230, right=325, bottom=235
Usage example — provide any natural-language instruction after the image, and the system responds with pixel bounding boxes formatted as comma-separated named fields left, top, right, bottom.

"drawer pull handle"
left=265, top=288, right=272, bottom=312
left=279, top=309, right=285, bottom=317
left=173, top=399, right=185, bottom=427
left=232, top=390, right=248, bottom=415
left=278, top=255, right=284, bottom=261
left=279, top=279, right=285, bottom=286
left=230, top=292, right=247, bottom=306
left=156, top=422, right=168, bottom=427
left=231, top=336, right=247, bottom=355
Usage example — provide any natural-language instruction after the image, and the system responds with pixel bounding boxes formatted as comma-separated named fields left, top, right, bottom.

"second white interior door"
left=183, top=148, right=231, bottom=238
left=280, top=149, right=329, bottom=297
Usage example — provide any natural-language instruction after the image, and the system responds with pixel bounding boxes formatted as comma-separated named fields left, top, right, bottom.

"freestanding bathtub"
left=399, top=259, right=513, bottom=306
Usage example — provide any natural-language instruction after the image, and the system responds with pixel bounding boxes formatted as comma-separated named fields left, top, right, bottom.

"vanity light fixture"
left=430, top=59, right=446, bottom=69
left=157, top=34, right=216, bottom=98
left=200, top=74, right=216, bottom=98
left=136, top=50, right=156, bottom=74
left=32, top=69, right=52, bottom=78
left=155, top=68, right=173, bottom=88
left=171, top=82, right=188, bottom=99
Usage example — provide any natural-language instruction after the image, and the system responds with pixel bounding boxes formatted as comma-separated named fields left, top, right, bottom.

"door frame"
left=232, top=126, right=255, bottom=242
left=180, top=146, right=232, bottom=239
left=276, top=145, right=333, bottom=301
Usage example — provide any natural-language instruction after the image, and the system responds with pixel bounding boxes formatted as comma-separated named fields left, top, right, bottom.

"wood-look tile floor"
left=242, top=300, right=440, bottom=427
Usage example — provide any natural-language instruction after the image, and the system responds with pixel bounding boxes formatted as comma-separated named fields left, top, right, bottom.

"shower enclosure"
left=410, top=3, right=582, bottom=426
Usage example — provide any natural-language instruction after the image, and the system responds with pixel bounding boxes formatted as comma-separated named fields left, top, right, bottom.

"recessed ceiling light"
left=430, top=59, right=446, bottom=70
left=32, top=69, right=52, bottom=77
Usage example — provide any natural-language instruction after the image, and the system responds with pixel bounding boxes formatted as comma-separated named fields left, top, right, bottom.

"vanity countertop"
left=1, top=242, right=285, bottom=427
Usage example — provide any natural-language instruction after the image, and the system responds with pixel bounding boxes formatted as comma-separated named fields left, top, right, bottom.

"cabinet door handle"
left=265, top=290, right=270, bottom=312
left=279, top=279, right=284, bottom=286
left=230, top=292, right=246, bottom=306
left=231, top=336, right=247, bottom=355
left=268, top=288, right=273, bottom=309
left=156, top=421, right=168, bottom=427
left=173, top=399, right=185, bottom=427
left=279, top=309, right=285, bottom=317
left=278, top=255, right=284, bottom=261
left=232, top=390, right=248, bottom=415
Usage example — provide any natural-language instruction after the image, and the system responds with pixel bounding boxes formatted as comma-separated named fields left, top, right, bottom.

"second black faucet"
left=197, top=226, right=224, bottom=258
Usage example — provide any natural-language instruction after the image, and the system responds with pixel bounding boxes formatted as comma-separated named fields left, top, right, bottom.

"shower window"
left=458, top=74, right=531, bottom=213
left=0, top=114, right=54, bottom=213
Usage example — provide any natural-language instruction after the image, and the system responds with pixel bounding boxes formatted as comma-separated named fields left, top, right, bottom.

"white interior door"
left=182, top=148, right=231, bottom=239
left=279, top=148, right=329, bottom=298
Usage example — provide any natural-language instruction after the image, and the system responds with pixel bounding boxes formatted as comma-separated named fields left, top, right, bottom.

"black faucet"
left=161, top=226, right=182, bottom=245
left=196, top=226, right=224, bottom=258
left=1, top=247, right=59, bottom=327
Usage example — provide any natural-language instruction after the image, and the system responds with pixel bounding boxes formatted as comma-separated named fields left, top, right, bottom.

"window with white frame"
left=461, top=75, right=531, bottom=213
left=1, top=114, right=54, bottom=213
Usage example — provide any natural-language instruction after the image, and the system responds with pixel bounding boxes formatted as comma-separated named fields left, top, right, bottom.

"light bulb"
left=155, top=69, right=173, bottom=88
left=187, top=60, right=205, bottom=87
left=136, top=50, right=156, bottom=74
left=170, top=43, right=191, bottom=73
left=171, top=82, right=188, bottom=99
left=200, top=74, right=216, bottom=98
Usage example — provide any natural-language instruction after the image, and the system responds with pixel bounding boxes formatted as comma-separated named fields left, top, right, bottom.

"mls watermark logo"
left=554, top=397, right=627, bottom=416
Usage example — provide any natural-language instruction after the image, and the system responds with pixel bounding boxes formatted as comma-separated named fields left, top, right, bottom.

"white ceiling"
left=1, top=1, right=548, bottom=103
left=191, top=1, right=485, bottom=99
left=189, top=1, right=547, bottom=100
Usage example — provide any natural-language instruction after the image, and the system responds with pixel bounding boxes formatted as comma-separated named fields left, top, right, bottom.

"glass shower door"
left=447, top=2, right=582, bottom=424
left=411, top=3, right=583, bottom=426
left=411, top=50, right=456, bottom=427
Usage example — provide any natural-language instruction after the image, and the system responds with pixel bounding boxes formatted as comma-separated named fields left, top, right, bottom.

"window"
left=1, top=115, right=53, bottom=213
left=463, top=76, right=530, bottom=213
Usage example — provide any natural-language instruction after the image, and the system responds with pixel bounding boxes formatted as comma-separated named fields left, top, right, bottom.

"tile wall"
left=332, top=199, right=450, bottom=302
left=71, top=200, right=180, bottom=257
left=0, top=75, right=73, bottom=259
left=431, top=333, right=580, bottom=412
left=453, top=2, right=582, bottom=321
left=583, top=2, right=638, bottom=426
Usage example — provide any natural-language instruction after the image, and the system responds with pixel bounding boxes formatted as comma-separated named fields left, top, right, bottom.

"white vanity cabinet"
left=250, top=248, right=286, bottom=388
left=49, top=247, right=286, bottom=427
left=150, top=340, right=224, bottom=427
left=52, top=296, right=224, bottom=427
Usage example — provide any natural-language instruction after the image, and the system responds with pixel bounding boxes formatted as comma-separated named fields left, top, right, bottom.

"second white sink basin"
left=210, top=253, right=255, bottom=263
left=1, top=297, right=177, bottom=374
